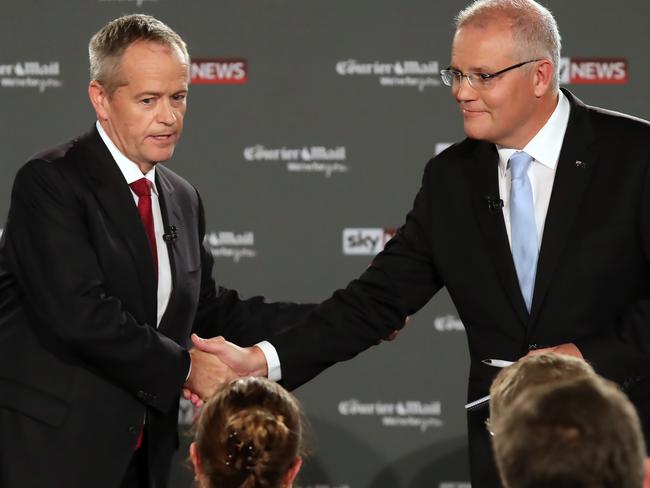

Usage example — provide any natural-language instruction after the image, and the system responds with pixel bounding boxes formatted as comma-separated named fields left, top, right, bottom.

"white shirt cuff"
left=255, top=340, right=282, bottom=382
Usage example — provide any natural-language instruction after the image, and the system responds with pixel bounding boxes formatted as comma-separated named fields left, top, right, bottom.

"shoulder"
left=423, top=138, right=485, bottom=176
left=565, top=89, right=650, bottom=141
left=14, top=132, right=93, bottom=191
left=586, top=104, right=650, bottom=139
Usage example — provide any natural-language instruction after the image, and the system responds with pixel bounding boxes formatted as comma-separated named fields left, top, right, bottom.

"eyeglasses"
left=440, top=59, right=542, bottom=90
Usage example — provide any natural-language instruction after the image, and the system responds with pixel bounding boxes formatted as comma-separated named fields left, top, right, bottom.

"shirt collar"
left=497, top=90, right=571, bottom=176
left=96, top=121, right=158, bottom=195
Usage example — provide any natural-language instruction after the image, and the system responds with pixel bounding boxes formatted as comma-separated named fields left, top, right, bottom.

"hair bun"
left=225, top=430, right=258, bottom=472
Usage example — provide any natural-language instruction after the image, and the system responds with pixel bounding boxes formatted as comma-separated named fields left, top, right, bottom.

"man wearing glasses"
left=193, top=0, right=650, bottom=485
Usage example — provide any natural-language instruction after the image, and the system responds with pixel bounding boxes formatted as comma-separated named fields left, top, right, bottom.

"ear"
left=189, top=441, right=203, bottom=479
left=282, top=457, right=303, bottom=487
left=532, top=59, right=554, bottom=97
left=88, top=80, right=110, bottom=121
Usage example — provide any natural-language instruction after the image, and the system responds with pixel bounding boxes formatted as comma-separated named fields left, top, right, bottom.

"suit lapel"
left=465, top=142, right=530, bottom=326
left=530, top=91, right=597, bottom=323
left=78, top=127, right=158, bottom=323
left=155, top=165, right=183, bottom=334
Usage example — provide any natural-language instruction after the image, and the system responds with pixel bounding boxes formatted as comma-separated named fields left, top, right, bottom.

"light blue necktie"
left=509, top=151, right=538, bottom=312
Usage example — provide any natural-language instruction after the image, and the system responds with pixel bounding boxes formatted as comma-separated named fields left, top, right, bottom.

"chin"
left=463, top=126, right=486, bottom=141
left=463, top=123, right=499, bottom=143
left=149, top=150, right=175, bottom=164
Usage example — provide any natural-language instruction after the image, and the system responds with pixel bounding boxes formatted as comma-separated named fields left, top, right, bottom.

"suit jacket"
left=270, top=89, right=650, bottom=486
left=0, top=126, right=311, bottom=488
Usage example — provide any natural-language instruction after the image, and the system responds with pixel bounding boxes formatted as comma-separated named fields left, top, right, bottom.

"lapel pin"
left=575, top=160, right=587, bottom=169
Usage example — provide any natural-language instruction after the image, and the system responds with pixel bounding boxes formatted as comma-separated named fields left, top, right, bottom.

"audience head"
left=190, top=377, right=304, bottom=488
left=492, top=369, right=646, bottom=487
left=489, top=352, right=595, bottom=426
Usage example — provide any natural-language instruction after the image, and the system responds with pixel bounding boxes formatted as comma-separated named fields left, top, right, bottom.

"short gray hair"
left=455, top=0, right=561, bottom=92
left=88, top=14, right=189, bottom=95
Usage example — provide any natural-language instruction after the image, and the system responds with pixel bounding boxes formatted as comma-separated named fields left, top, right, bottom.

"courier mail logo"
left=191, top=58, right=247, bottom=84
left=559, top=57, right=628, bottom=85
left=0, top=61, right=62, bottom=92
left=343, top=228, right=396, bottom=256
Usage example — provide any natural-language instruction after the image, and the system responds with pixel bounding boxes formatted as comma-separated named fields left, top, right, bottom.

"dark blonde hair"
left=492, top=376, right=645, bottom=488
left=489, top=353, right=594, bottom=425
left=194, top=377, right=304, bottom=488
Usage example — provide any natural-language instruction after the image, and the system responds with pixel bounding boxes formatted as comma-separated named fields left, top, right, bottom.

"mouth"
left=149, top=133, right=176, bottom=143
left=461, top=108, right=487, bottom=118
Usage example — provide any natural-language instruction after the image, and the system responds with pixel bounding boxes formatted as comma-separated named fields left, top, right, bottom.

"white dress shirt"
left=497, top=91, right=571, bottom=247
left=96, top=122, right=172, bottom=327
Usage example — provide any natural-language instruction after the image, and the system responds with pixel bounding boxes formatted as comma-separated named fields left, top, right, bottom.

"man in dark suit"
left=0, top=14, right=309, bottom=488
left=193, top=1, right=650, bottom=486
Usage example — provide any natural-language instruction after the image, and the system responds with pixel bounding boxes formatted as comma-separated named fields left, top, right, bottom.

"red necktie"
left=130, top=178, right=158, bottom=275
left=129, top=178, right=158, bottom=450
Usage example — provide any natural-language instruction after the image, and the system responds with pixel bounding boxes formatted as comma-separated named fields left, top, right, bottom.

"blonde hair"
left=489, top=353, right=594, bottom=425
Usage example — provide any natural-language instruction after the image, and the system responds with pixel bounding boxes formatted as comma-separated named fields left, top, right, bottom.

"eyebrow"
left=133, top=89, right=188, bottom=99
left=448, top=64, right=495, bottom=72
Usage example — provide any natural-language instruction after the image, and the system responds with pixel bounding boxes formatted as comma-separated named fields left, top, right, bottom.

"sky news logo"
left=559, top=57, right=628, bottom=85
left=342, top=228, right=396, bottom=256
left=191, top=58, right=247, bottom=84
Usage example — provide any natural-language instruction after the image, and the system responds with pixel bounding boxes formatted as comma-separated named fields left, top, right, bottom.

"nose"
left=156, top=99, right=176, bottom=126
left=453, top=75, right=478, bottom=103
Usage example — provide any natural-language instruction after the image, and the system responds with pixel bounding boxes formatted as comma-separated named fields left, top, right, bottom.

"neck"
left=97, top=120, right=154, bottom=174
left=506, top=91, right=559, bottom=149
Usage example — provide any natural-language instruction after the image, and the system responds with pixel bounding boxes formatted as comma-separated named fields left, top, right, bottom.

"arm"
left=262, top=160, right=443, bottom=389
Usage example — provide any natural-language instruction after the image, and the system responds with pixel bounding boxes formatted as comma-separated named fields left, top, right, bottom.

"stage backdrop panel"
left=1, top=1, right=648, bottom=487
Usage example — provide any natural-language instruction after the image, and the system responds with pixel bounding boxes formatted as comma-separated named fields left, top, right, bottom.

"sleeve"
left=270, top=160, right=444, bottom=390
left=4, top=159, right=189, bottom=412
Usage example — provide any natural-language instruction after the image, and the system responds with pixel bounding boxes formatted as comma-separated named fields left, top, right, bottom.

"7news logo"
left=190, top=58, right=247, bottom=84
left=559, top=57, right=627, bottom=85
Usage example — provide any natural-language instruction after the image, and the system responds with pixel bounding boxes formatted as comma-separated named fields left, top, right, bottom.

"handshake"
left=182, top=334, right=267, bottom=407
